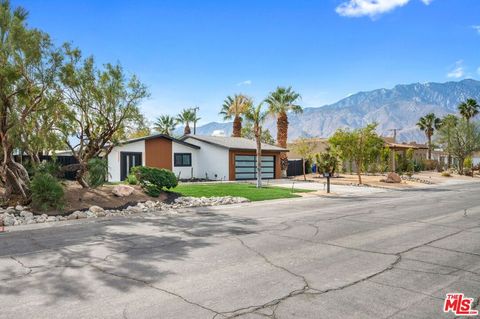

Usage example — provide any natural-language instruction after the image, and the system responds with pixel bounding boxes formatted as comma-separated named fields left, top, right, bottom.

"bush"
left=441, top=171, right=451, bottom=177
left=423, top=159, right=438, bottom=171
left=131, top=166, right=178, bottom=195
left=30, top=173, right=65, bottom=211
left=143, top=182, right=162, bottom=197
left=125, top=174, right=138, bottom=185
left=86, top=158, right=109, bottom=188
left=35, top=160, right=63, bottom=178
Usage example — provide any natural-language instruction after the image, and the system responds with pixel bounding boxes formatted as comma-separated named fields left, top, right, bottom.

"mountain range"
left=183, top=79, right=480, bottom=142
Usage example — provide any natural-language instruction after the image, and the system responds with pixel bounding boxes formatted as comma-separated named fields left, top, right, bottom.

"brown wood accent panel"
left=228, top=149, right=282, bottom=181
left=145, top=138, right=172, bottom=170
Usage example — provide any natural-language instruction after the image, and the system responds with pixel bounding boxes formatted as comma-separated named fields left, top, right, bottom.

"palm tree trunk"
left=277, top=111, right=289, bottom=174
left=427, top=134, right=432, bottom=160
left=232, top=116, right=242, bottom=137
left=184, top=124, right=191, bottom=135
left=255, top=125, right=262, bottom=188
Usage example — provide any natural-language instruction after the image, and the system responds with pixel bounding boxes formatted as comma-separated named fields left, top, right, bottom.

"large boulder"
left=384, top=172, right=402, bottom=183
left=3, top=214, right=16, bottom=226
left=112, top=185, right=134, bottom=197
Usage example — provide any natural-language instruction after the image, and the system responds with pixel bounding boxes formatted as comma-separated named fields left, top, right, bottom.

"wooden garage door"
left=234, top=155, right=275, bottom=180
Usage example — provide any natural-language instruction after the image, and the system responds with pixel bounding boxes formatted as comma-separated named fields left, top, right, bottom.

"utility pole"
left=191, top=106, right=200, bottom=135
left=388, top=128, right=400, bottom=172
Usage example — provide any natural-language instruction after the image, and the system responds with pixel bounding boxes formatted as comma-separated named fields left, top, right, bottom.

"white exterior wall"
left=172, top=142, right=199, bottom=180
left=107, top=140, right=145, bottom=182
left=183, top=137, right=230, bottom=180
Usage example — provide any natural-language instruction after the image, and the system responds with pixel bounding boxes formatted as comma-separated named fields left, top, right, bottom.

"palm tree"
left=439, top=114, right=458, bottom=168
left=245, top=103, right=268, bottom=188
left=219, top=94, right=252, bottom=137
left=458, top=98, right=479, bottom=123
left=153, top=115, right=177, bottom=136
left=265, top=86, right=303, bottom=176
left=177, top=109, right=195, bottom=135
left=416, top=113, right=442, bottom=160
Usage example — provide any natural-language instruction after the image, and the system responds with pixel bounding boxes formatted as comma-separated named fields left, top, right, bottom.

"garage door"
left=234, top=155, right=275, bottom=180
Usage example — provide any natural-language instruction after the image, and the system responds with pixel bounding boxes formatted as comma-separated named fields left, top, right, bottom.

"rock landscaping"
left=0, top=196, right=249, bottom=227
left=400, top=175, right=434, bottom=184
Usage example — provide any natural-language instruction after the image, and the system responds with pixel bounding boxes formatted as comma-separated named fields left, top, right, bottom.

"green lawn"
left=171, top=182, right=313, bottom=201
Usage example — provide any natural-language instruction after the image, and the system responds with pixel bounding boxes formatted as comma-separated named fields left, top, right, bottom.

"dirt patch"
left=53, top=181, right=177, bottom=215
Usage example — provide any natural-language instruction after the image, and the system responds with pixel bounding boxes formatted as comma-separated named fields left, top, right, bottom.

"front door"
left=120, top=152, right=142, bottom=181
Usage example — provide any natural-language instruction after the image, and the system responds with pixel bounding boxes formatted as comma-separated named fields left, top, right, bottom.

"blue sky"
left=13, top=0, right=480, bottom=125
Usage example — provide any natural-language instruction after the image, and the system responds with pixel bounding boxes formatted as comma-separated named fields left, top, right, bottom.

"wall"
left=228, top=150, right=282, bottom=180
left=183, top=137, right=229, bottom=180
left=145, top=138, right=172, bottom=170
left=107, top=140, right=145, bottom=182
left=172, top=142, right=199, bottom=180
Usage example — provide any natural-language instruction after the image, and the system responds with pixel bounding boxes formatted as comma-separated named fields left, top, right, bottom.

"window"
left=174, top=153, right=192, bottom=167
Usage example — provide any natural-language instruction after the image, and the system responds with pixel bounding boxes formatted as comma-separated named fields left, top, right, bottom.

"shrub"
left=86, top=158, right=109, bottom=188
left=35, top=160, right=63, bottom=178
left=30, top=173, right=65, bottom=211
left=441, top=171, right=451, bottom=177
left=143, top=182, right=162, bottom=197
left=131, top=166, right=178, bottom=195
left=125, top=174, right=138, bottom=185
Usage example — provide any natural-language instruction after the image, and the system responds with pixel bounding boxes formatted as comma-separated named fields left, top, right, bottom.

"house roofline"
left=182, top=135, right=288, bottom=152
left=118, top=134, right=201, bottom=149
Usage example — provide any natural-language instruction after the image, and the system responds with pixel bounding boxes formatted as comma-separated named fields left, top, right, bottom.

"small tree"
left=315, top=148, right=339, bottom=175
left=244, top=102, right=267, bottom=188
left=417, top=113, right=442, bottom=160
left=59, top=45, right=148, bottom=187
left=437, top=119, right=480, bottom=174
left=292, top=137, right=315, bottom=181
left=329, top=124, right=384, bottom=184
left=380, top=147, right=390, bottom=173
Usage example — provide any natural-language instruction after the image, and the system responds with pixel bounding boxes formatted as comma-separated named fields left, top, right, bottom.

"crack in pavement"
left=368, top=279, right=445, bottom=301
left=219, top=224, right=480, bottom=318
left=426, top=245, right=480, bottom=258
left=89, top=263, right=223, bottom=317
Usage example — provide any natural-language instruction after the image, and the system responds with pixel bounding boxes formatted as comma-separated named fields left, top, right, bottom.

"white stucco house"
left=107, top=134, right=287, bottom=182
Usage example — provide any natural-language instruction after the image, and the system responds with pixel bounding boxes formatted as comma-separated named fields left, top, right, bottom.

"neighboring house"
left=107, top=134, right=287, bottom=182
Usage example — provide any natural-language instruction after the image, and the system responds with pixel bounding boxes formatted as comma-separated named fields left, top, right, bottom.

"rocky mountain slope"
left=189, top=79, right=480, bottom=142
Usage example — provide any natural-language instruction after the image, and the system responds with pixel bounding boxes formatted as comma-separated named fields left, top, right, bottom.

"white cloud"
left=336, top=0, right=432, bottom=18
left=473, top=25, right=480, bottom=34
left=236, top=80, right=252, bottom=86
left=477, top=67, right=480, bottom=75
left=447, top=60, right=465, bottom=79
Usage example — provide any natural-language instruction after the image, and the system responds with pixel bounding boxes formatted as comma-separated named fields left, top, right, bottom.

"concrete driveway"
left=1, top=183, right=479, bottom=318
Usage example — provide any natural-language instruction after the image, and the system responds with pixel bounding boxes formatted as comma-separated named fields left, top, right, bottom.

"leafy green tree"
left=59, top=45, right=148, bottom=187
left=292, top=137, right=315, bottom=181
left=241, top=122, right=275, bottom=144
left=265, top=86, right=303, bottom=175
left=406, top=148, right=415, bottom=176
left=154, top=115, right=177, bottom=136
left=244, top=103, right=268, bottom=188
left=437, top=119, right=480, bottom=174
left=329, top=124, right=384, bottom=184
left=416, top=113, right=442, bottom=160
left=177, top=108, right=195, bottom=135
left=458, top=99, right=479, bottom=123
left=0, top=1, right=62, bottom=201
left=379, top=147, right=390, bottom=173
left=220, top=94, right=252, bottom=137
left=436, top=114, right=458, bottom=168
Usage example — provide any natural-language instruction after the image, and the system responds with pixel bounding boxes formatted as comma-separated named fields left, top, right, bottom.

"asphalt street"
left=1, top=182, right=479, bottom=318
